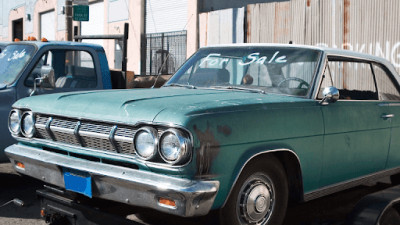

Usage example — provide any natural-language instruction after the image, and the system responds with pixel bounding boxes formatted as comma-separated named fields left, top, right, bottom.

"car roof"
left=4, top=41, right=104, bottom=51
left=203, top=43, right=391, bottom=66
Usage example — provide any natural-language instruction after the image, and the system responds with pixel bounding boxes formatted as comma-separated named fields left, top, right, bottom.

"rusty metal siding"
left=199, top=7, right=245, bottom=47
left=245, top=0, right=400, bottom=75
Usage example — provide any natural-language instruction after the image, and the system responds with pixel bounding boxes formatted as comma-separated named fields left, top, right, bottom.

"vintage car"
left=6, top=44, right=400, bottom=225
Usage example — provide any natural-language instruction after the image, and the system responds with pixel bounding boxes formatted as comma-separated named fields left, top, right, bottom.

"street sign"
left=74, top=0, right=89, bottom=5
left=73, top=5, right=89, bottom=21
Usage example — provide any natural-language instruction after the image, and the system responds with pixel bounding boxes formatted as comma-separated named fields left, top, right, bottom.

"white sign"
left=74, top=0, right=89, bottom=5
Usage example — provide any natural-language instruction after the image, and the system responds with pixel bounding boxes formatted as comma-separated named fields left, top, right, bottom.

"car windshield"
left=167, top=46, right=321, bottom=96
left=0, top=44, right=36, bottom=86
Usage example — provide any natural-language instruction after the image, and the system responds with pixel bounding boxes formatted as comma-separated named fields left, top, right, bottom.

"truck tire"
left=220, top=156, right=288, bottom=225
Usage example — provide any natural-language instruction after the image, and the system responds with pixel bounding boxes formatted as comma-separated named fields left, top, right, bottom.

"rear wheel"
left=220, top=156, right=288, bottom=225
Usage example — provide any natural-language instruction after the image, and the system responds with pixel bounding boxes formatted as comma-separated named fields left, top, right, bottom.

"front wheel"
left=220, top=156, right=288, bottom=225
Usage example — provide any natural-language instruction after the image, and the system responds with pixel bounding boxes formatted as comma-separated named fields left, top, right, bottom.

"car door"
left=16, top=47, right=101, bottom=99
left=318, top=58, right=392, bottom=187
left=371, top=63, right=400, bottom=170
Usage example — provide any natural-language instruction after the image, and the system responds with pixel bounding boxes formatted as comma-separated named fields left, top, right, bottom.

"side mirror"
left=320, top=86, right=340, bottom=105
left=30, top=65, right=55, bottom=96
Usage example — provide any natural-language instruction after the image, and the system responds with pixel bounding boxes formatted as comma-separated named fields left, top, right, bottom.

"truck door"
left=17, top=49, right=100, bottom=98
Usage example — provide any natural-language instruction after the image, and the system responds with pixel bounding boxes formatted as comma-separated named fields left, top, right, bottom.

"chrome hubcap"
left=238, top=174, right=274, bottom=224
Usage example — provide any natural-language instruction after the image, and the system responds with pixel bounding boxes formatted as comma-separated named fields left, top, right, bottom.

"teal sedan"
left=6, top=44, right=400, bottom=225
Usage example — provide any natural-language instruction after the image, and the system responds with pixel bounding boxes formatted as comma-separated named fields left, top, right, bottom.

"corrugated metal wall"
left=200, top=0, right=400, bottom=74
left=247, top=0, right=400, bottom=74
left=199, top=7, right=244, bottom=47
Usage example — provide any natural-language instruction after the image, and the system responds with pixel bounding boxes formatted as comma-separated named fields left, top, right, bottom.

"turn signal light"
left=158, top=197, right=176, bottom=208
left=40, top=209, right=46, bottom=217
left=14, top=38, right=21, bottom=42
left=27, top=36, right=37, bottom=41
left=16, top=161, right=25, bottom=169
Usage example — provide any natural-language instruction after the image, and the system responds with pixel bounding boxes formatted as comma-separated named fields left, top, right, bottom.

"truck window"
left=25, top=50, right=97, bottom=89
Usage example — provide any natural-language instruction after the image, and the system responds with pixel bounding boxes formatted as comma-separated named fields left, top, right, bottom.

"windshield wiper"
left=163, top=83, right=197, bottom=89
left=209, top=86, right=266, bottom=94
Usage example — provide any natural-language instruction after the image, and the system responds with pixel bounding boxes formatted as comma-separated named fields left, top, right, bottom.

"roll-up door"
left=146, top=0, right=188, bottom=34
left=40, top=10, right=55, bottom=40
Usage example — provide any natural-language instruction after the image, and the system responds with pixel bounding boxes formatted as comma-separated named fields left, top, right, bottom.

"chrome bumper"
left=5, top=144, right=219, bottom=217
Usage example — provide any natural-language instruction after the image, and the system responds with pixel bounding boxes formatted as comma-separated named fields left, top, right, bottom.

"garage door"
left=40, top=10, right=55, bottom=40
left=146, top=0, right=188, bottom=34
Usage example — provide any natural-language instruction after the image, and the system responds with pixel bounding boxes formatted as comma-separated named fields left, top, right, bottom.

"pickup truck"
left=0, top=41, right=122, bottom=162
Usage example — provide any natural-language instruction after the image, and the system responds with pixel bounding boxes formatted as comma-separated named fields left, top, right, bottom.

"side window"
left=317, top=61, right=334, bottom=99
left=57, top=51, right=97, bottom=88
left=319, top=59, right=378, bottom=100
left=25, top=51, right=54, bottom=88
left=373, top=64, right=400, bottom=100
left=26, top=50, right=97, bottom=89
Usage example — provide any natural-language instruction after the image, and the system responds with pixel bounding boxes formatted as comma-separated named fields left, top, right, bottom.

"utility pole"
left=65, top=0, right=73, bottom=41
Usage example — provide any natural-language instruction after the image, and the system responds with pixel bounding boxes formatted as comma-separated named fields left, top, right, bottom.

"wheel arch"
left=221, top=149, right=304, bottom=208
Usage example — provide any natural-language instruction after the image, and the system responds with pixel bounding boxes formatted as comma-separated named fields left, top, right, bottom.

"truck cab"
left=0, top=41, right=111, bottom=161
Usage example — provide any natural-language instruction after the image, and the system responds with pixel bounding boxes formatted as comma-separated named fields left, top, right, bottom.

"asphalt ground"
left=0, top=162, right=395, bottom=225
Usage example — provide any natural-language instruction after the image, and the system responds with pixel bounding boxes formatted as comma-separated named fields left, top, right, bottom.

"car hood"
left=13, top=87, right=311, bottom=125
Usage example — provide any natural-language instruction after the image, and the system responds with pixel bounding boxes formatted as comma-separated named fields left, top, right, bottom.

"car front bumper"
left=5, top=144, right=219, bottom=217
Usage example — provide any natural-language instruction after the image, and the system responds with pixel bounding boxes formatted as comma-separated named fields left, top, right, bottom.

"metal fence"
left=145, top=30, right=187, bottom=75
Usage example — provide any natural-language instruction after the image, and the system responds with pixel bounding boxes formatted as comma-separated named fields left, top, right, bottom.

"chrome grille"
left=34, top=115, right=137, bottom=156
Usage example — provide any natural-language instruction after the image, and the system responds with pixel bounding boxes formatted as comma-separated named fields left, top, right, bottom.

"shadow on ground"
left=0, top=171, right=44, bottom=220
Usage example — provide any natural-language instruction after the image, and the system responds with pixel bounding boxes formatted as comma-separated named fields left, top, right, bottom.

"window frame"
left=371, top=62, right=400, bottom=101
left=24, top=48, right=98, bottom=89
left=314, top=54, right=400, bottom=102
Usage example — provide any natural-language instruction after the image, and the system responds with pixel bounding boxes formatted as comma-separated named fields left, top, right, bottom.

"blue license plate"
left=63, top=168, right=92, bottom=198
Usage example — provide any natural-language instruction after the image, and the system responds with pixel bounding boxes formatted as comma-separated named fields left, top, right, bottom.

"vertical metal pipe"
left=122, top=23, right=129, bottom=73
left=65, top=0, right=73, bottom=41
left=141, top=0, right=147, bottom=75
left=160, top=33, right=164, bottom=74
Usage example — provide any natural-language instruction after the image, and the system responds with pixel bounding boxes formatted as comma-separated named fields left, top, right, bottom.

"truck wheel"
left=220, top=156, right=288, bottom=225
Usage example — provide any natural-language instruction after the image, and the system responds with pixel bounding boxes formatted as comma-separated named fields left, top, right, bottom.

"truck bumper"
left=5, top=144, right=219, bottom=217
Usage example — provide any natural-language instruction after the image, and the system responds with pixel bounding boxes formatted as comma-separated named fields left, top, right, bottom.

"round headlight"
left=159, top=129, right=191, bottom=165
left=8, top=109, right=21, bottom=135
left=21, top=111, right=35, bottom=138
left=134, top=127, right=158, bottom=160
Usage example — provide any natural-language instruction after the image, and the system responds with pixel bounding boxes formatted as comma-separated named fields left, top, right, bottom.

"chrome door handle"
left=382, top=114, right=395, bottom=119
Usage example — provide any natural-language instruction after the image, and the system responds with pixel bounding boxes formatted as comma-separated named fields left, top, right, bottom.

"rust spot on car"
left=194, top=124, right=220, bottom=176
left=217, top=125, right=232, bottom=137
